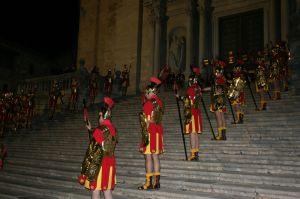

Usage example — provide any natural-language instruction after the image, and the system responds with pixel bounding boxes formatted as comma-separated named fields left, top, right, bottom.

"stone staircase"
left=0, top=89, right=300, bottom=199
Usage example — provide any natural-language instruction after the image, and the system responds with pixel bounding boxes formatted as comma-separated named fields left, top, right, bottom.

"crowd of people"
left=76, top=40, right=290, bottom=199
left=47, top=64, right=131, bottom=120
left=0, top=40, right=290, bottom=199
left=0, top=86, right=36, bottom=135
left=0, top=85, right=36, bottom=170
left=103, top=64, right=131, bottom=97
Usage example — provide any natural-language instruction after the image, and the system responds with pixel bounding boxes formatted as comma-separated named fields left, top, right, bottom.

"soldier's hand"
left=86, top=120, right=92, bottom=130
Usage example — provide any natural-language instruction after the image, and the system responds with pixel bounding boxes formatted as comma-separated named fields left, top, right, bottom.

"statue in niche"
left=168, top=31, right=186, bottom=73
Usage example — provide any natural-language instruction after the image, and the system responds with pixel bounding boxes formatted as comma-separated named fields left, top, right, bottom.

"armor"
left=121, top=65, right=130, bottom=96
left=183, top=96, right=192, bottom=125
left=104, top=70, right=113, bottom=96
left=139, top=112, right=149, bottom=147
left=212, top=84, right=226, bottom=111
left=80, top=125, right=117, bottom=182
left=255, top=64, right=268, bottom=91
left=80, top=136, right=104, bottom=182
left=102, top=126, right=118, bottom=157
left=88, top=74, right=98, bottom=104
left=227, top=77, right=246, bottom=100
left=269, top=60, right=280, bottom=82
left=151, top=98, right=164, bottom=124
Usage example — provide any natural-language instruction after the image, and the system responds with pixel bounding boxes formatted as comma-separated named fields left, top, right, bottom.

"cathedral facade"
left=77, top=0, right=300, bottom=95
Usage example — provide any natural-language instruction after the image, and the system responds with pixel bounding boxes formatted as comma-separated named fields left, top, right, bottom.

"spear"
left=174, top=89, right=188, bottom=161
left=245, top=74, right=259, bottom=110
left=199, top=94, right=216, bottom=140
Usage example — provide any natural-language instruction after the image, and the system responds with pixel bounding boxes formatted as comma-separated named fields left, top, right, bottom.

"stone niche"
left=167, top=0, right=187, bottom=74
left=140, top=0, right=190, bottom=87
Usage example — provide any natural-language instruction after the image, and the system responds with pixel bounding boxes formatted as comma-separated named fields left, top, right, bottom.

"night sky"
left=0, top=0, right=79, bottom=55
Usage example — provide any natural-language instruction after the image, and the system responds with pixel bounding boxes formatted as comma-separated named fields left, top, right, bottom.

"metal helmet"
left=100, top=97, right=114, bottom=120
left=145, top=77, right=161, bottom=95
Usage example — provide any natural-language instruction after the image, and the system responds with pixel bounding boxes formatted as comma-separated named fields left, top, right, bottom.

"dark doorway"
left=218, top=9, right=264, bottom=59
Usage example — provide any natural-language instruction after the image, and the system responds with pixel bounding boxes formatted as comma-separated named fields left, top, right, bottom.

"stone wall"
left=77, top=0, right=139, bottom=95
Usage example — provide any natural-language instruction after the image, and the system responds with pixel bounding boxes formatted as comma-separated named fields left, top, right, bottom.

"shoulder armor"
left=80, top=138, right=103, bottom=182
left=183, top=97, right=192, bottom=124
left=100, top=125, right=117, bottom=157
left=151, top=98, right=164, bottom=124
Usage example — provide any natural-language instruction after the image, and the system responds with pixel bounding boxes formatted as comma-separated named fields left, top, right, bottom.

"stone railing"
left=19, top=73, right=74, bottom=94
left=18, top=72, right=77, bottom=115
left=17, top=70, right=126, bottom=116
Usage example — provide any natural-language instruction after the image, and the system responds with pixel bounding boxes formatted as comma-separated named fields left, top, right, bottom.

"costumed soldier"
left=176, top=66, right=203, bottom=161
left=226, top=51, right=235, bottom=79
left=175, top=69, right=185, bottom=91
left=69, top=77, right=80, bottom=111
left=269, top=45, right=281, bottom=100
left=0, top=141, right=7, bottom=169
left=277, top=41, right=290, bottom=91
left=0, top=98, right=5, bottom=136
left=78, top=97, right=117, bottom=199
left=25, top=89, right=35, bottom=128
left=201, top=58, right=212, bottom=87
left=255, top=55, right=268, bottom=111
left=121, top=64, right=130, bottom=96
left=210, top=60, right=227, bottom=140
left=138, top=77, right=164, bottom=190
left=104, top=69, right=114, bottom=96
left=89, top=73, right=98, bottom=105
left=48, top=80, right=59, bottom=119
left=48, top=80, right=64, bottom=119
left=227, top=59, right=246, bottom=124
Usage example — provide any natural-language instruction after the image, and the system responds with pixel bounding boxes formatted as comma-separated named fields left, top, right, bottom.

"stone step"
left=5, top=161, right=300, bottom=189
left=6, top=156, right=300, bottom=175
left=119, top=174, right=300, bottom=199
left=9, top=129, right=300, bottom=138
left=7, top=150, right=300, bottom=165
left=15, top=130, right=300, bottom=140
left=0, top=186, right=59, bottom=199
left=34, top=117, right=300, bottom=127
left=0, top=191, right=18, bottom=199
left=34, top=113, right=300, bottom=123
left=7, top=147, right=300, bottom=166
left=0, top=180, right=89, bottom=199
left=2, top=88, right=299, bottom=199
left=0, top=171, right=252, bottom=199
left=19, top=123, right=300, bottom=132
left=14, top=133, right=300, bottom=143
left=7, top=147, right=300, bottom=159
left=1, top=167, right=299, bottom=199
left=8, top=142, right=300, bottom=154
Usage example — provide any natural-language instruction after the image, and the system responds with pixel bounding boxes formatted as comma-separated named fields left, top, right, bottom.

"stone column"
left=198, top=0, right=205, bottom=66
left=94, top=0, right=100, bottom=67
left=152, top=0, right=167, bottom=76
left=136, top=0, right=143, bottom=94
left=269, top=0, right=276, bottom=43
left=186, top=0, right=194, bottom=70
left=288, top=0, right=300, bottom=95
left=274, top=0, right=281, bottom=42
left=281, top=0, right=289, bottom=42
left=204, top=0, right=213, bottom=59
